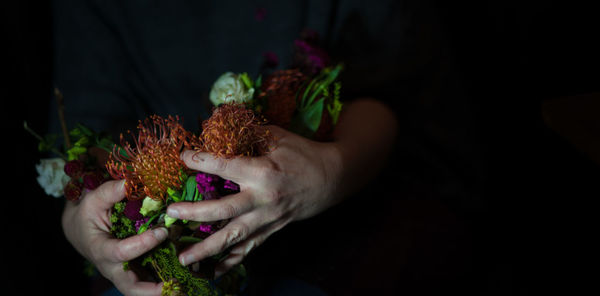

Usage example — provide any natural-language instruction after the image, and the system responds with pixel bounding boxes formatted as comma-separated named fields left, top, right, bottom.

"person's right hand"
left=62, top=180, right=168, bottom=296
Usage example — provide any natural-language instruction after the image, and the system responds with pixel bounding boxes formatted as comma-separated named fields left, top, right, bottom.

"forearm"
left=330, top=98, right=398, bottom=198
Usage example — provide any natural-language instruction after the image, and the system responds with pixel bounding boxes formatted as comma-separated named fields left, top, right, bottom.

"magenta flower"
left=135, top=218, right=150, bottom=233
left=198, top=224, right=214, bottom=234
left=224, top=180, right=239, bottom=191
left=262, top=51, right=279, bottom=68
left=293, top=39, right=330, bottom=75
left=196, top=172, right=218, bottom=193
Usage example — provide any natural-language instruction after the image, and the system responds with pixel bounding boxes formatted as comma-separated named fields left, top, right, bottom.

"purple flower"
left=124, top=199, right=144, bottom=221
left=224, top=180, right=240, bottom=191
left=196, top=172, right=219, bottom=193
left=198, top=224, right=214, bottom=234
left=135, top=218, right=150, bottom=233
left=262, top=51, right=279, bottom=68
left=293, top=39, right=330, bottom=75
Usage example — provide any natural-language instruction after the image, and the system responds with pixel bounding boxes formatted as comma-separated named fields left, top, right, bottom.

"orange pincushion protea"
left=257, top=69, right=307, bottom=128
left=200, top=103, right=273, bottom=159
left=106, top=115, right=198, bottom=201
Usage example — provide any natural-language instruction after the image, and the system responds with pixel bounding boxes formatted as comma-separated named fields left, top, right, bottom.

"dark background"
left=7, top=1, right=600, bottom=295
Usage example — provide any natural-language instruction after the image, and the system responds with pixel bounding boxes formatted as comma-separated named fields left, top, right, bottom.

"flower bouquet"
left=30, top=30, right=343, bottom=296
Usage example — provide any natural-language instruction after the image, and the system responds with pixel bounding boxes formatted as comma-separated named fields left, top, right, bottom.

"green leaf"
left=137, top=212, right=161, bottom=234
left=67, top=146, right=87, bottom=161
left=165, top=214, right=177, bottom=227
left=167, top=187, right=183, bottom=203
left=239, top=72, right=253, bottom=89
left=302, top=98, right=324, bottom=133
left=184, top=175, right=198, bottom=202
left=178, top=236, right=204, bottom=244
left=254, top=75, right=262, bottom=89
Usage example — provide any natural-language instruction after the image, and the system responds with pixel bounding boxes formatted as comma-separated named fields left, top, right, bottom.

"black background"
left=6, top=1, right=600, bottom=295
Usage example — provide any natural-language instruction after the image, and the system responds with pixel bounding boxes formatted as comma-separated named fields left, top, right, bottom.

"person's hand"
left=166, top=125, right=344, bottom=277
left=62, top=180, right=169, bottom=296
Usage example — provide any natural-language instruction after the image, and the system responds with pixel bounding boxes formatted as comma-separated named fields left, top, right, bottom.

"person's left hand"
left=166, top=125, right=344, bottom=277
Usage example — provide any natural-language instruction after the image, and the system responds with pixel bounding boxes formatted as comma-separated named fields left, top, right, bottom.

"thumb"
left=91, top=179, right=126, bottom=209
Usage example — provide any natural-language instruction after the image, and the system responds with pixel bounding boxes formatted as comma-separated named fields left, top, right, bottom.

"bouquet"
left=29, top=30, right=343, bottom=296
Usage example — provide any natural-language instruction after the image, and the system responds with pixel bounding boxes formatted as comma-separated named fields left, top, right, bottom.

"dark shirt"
left=50, top=0, right=418, bottom=135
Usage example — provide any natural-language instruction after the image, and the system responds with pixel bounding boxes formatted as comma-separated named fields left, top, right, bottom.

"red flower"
left=83, top=171, right=105, bottom=190
left=64, top=160, right=85, bottom=178
left=64, top=179, right=83, bottom=201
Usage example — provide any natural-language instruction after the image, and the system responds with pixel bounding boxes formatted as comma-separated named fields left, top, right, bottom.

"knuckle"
left=210, top=157, right=228, bottom=173
left=113, top=244, right=128, bottom=262
left=216, top=202, right=238, bottom=219
left=254, top=159, right=278, bottom=180
left=225, top=225, right=248, bottom=246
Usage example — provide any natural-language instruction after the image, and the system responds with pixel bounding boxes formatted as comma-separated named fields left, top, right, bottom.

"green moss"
left=110, top=202, right=136, bottom=239
left=149, top=243, right=216, bottom=296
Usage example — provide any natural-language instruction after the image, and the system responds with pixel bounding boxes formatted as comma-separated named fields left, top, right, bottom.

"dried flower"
left=64, top=159, right=85, bottom=178
left=36, top=158, right=70, bottom=198
left=257, top=69, right=307, bottom=128
left=106, top=115, right=197, bottom=201
left=83, top=171, right=105, bottom=190
left=64, top=179, right=83, bottom=201
left=199, top=103, right=273, bottom=158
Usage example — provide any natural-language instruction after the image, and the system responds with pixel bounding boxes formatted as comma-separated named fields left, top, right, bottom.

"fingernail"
left=180, top=254, right=193, bottom=266
left=167, top=208, right=180, bottom=218
left=152, top=227, right=168, bottom=241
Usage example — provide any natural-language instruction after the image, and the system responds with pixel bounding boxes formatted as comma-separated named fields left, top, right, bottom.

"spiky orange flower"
left=257, top=69, right=307, bottom=128
left=200, top=103, right=273, bottom=159
left=106, top=115, right=198, bottom=201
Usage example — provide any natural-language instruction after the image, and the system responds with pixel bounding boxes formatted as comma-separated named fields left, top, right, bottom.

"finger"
left=177, top=212, right=261, bottom=266
left=214, top=253, right=244, bottom=279
left=167, top=191, right=255, bottom=222
left=98, top=227, right=169, bottom=262
left=111, top=267, right=163, bottom=296
left=214, top=217, right=291, bottom=278
left=181, top=150, right=257, bottom=183
left=90, top=179, right=126, bottom=209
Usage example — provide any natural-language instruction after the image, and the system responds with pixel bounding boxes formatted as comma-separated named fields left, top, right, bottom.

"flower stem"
left=23, top=121, right=68, bottom=159
left=54, top=88, right=72, bottom=149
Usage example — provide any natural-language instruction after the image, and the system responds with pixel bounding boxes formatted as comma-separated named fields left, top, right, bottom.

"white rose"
left=35, top=158, right=70, bottom=198
left=209, top=72, right=255, bottom=106
left=139, top=196, right=164, bottom=217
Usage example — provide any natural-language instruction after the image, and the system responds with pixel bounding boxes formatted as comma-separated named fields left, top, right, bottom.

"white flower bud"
left=35, top=158, right=70, bottom=198
left=209, top=72, right=254, bottom=106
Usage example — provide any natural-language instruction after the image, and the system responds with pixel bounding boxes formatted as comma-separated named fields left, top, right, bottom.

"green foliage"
left=110, top=202, right=137, bottom=239
left=148, top=242, right=216, bottom=296
left=239, top=72, right=254, bottom=90
left=291, top=64, right=343, bottom=138
left=327, top=82, right=343, bottom=125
